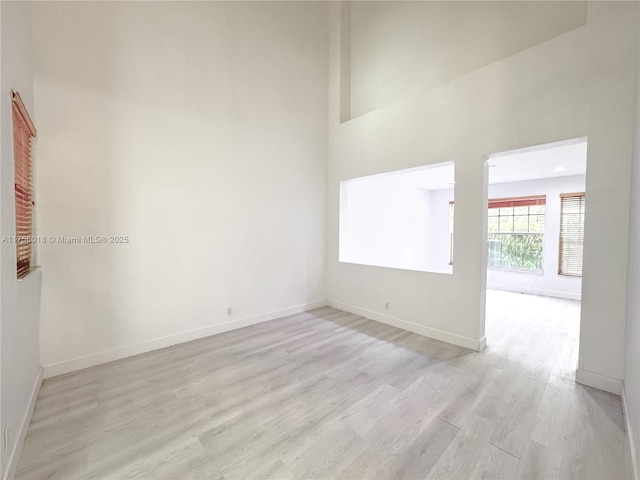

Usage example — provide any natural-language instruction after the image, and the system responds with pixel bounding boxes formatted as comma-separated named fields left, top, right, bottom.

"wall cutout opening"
left=339, top=162, right=454, bottom=274
left=482, top=137, right=587, bottom=378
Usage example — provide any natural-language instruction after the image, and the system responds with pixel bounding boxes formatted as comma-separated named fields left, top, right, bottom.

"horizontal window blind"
left=488, top=195, right=546, bottom=209
left=448, top=195, right=546, bottom=209
left=12, top=91, right=37, bottom=279
left=559, top=192, right=585, bottom=277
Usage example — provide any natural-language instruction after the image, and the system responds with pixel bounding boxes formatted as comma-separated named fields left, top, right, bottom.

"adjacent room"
left=483, top=140, right=587, bottom=380
left=339, top=161, right=455, bottom=274
left=1, top=1, right=640, bottom=480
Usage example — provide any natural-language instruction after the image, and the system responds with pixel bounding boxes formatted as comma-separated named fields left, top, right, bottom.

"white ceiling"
left=384, top=139, right=587, bottom=190
left=488, top=140, right=587, bottom=185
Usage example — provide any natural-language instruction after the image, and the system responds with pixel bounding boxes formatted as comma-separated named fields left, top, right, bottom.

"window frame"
left=487, top=195, right=546, bottom=272
left=448, top=195, right=546, bottom=271
left=448, top=202, right=454, bottom=265
left=558, top=192, right=586, bottom=277
left=12, top=91, right=37, bottom=279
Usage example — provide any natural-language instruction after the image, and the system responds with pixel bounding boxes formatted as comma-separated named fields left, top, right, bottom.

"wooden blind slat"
left=488, top=195, right=546, bottom=209
left=12, top=91, right=36, bottom=279
left=559, top=193, right=585, bottom=277
left=12, top=91, right=36, bottom=136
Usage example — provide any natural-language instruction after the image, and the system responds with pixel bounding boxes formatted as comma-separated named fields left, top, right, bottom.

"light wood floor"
left=16, top=291, right=633, bottom=479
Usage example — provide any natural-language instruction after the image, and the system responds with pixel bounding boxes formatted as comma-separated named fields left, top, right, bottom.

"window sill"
left=18, top=265, right=41, bottom=283
left=488, top=267, right=544, bottom=275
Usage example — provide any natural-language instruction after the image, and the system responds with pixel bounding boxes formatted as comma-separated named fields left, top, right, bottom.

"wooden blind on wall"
left=12, top=91, right=37, bottom=279
left=559, top=192, right=585, bottom=277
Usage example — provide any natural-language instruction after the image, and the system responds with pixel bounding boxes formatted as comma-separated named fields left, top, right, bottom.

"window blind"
left=12, top=91, right=37, bottom=279
left=559, top=192, right=585, bottom=277
left=488, top=195, right=546, bottom=209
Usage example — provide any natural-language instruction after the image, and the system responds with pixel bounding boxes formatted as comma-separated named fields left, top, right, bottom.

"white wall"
left=340, top=176, right=432, bottom=272
left=328, top=2, right=639, bottom=389
left=349, top=1, right=587, bottom=118
left=624, top=15, right=640, bottom=477
left=0, top=2, right=43, bottom=479
left=31, top=2, right=328, bottom=376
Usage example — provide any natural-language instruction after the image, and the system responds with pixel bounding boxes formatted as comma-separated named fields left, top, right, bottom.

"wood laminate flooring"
left=15, top=290, right=634, bottom=479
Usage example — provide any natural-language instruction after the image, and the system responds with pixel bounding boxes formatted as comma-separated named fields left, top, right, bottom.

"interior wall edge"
left=43, top=301, right=327, bottom=380
left=2, top=366, right=42, bottom=480
left=327, top=299, right=485, bottom=352
left=622, top=384, right=640, bottom=480
left=575, top=367, right=622, bottom=395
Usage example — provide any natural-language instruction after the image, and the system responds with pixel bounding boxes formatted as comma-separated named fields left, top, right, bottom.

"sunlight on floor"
left=485, top=289, right=580, bottom=380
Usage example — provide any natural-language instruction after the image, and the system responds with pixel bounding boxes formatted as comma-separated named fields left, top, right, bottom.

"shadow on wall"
left=35, top=3, right=121, bottom=368
left=320, top=307, right=476, bottom=361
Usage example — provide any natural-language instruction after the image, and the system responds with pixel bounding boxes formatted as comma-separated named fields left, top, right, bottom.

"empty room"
left=1, top=1, right=640, bottom=480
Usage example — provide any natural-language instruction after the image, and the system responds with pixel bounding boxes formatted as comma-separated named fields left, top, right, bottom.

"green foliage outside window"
left=488, top=233, right=543, bottom=270
left=449, top=201, right=545, bottom=271
left=487, top=205, right=544, bottom=271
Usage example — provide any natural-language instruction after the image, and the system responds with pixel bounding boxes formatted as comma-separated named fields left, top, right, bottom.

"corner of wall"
left=623, top=384, right=640, bottom=480
left=575, top=368, right=622, bottom=395
left=2, top=367, right=42, bottom=480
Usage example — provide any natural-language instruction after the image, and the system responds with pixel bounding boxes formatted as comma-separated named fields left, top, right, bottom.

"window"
left=12, top=91, right=37, bottom=279
left=487, top=196, right=545, bottom=271
left=448, top=195, right=545, bottom=270
left=559, top=192, right=585, bottom=276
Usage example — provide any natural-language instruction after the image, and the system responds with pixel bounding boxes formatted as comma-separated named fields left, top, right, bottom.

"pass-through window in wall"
left=559, top=192, right=585, bottom=277
left=12, top=91, right=36, bottom=279
left=339, top=161, right=455, bottom=274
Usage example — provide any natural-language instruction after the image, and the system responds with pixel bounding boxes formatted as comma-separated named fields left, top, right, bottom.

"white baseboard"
left=43, top=301, right=327, bottom=379
left=328, top=300, right=485, bottom=351
left=622, top=384, right=639, bottom=480
left=3, top=366, right=43, bottom=480
left=488, top=284, right=581, bottom=301
left=575, top=368, right=622, bottom=395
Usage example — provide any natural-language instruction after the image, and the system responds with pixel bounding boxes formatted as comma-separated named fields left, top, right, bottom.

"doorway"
left=482, top=138, right=587, bottom=377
